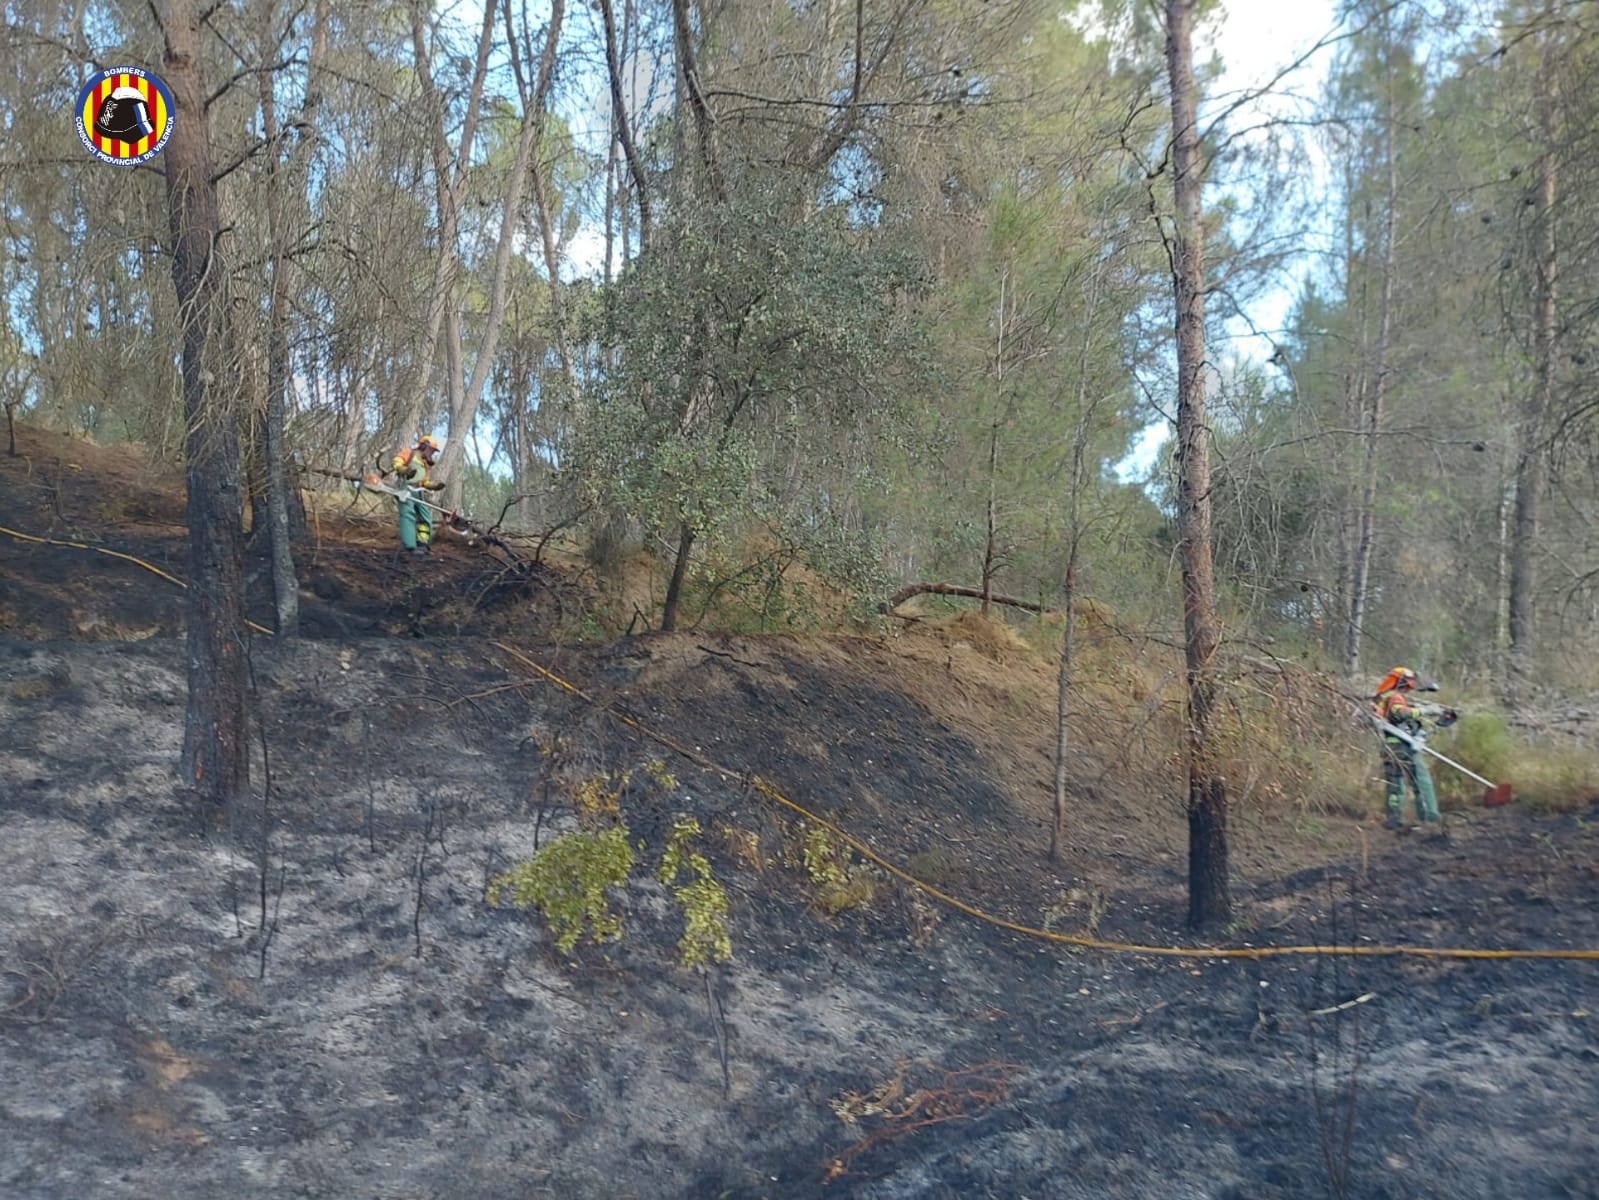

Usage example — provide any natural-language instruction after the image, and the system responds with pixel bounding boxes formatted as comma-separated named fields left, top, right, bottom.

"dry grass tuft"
left=926, top=609, right=1033, bottom=661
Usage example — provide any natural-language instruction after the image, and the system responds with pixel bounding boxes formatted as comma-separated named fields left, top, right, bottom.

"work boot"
left=1384, top=813, right=1403, bottom=831
left=410, top=545, right=429, bottom=557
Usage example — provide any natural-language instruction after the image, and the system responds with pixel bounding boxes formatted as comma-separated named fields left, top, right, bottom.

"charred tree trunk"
left=160, top=0, right=250, bottom=813
left=1050, top=564, right=1076, bottom=863
left=405, top=0, right=496, bottom=439
left=982, top=271, right=1006, bottom=618
left=1166, top=0, right=1229, bottom=929
left=601, top=0, right=651, bottom=249
left=671, top=0, right=723, bottom=197
left=981, top=422, right=999, bottom=617
left=1050, top=261, right=1107, bottom=864
left=433, top=0, right=564, bottom=511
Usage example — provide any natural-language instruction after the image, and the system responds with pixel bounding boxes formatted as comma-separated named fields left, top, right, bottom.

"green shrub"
left=801, top=825, right=875, bottom=915
left=487, top=826, right=636, bottom=955
left=1041, top=887, right=1107, bottom=937
left=656, top=817, right=733, bottom=968
left=905, top=847, right=959, bottom=886
left=1433, top=712, right=1513, bottom=805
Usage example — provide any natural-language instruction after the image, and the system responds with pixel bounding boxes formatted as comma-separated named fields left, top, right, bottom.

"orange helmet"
left=1375, top=666, right=1416, bottom=696
left=417, top=434, right=440, bottom=459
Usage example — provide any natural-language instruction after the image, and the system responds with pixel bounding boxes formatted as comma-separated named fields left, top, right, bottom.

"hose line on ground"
left=1, top=523, right=274, bottom=636
left=494, top=641, right=1599, bottom=965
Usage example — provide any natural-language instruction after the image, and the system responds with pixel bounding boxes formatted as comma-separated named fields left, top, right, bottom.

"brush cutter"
left=356, top=473, right=468, bottom=529
left=1368, top=716, right=1514, bottom=807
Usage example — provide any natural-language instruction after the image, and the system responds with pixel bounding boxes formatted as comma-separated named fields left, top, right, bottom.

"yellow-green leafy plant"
left=644, top=758, right=678, bottom=791
left=487, top=826, right=635, bottom=955
left=906, top=890, right=942, bottom=949
left=656, top=817, right=732, bottom=968
left=717, top=823, right=763, bottom=872
left=801, top=825, right=875, bottom=916
left=571, top=769, right=630, bottom=828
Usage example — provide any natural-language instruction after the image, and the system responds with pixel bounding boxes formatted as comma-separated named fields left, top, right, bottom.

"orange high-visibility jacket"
left=392, top=446, right=433, bottom=487
left=1375, top=688, right=1419, bottom=742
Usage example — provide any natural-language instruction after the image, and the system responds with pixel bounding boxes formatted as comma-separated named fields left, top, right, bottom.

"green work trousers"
left=396, top=491, right=432, bottom=550
left=1382, top=739, right=1438, bottom=823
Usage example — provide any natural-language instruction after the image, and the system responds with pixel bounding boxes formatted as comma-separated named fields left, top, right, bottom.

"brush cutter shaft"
left=1375, top=719, right=1497, bottom=789
left=358, top=477, right=452, bottom=518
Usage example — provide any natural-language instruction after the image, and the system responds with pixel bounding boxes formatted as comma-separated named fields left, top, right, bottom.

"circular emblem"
left=75, top=67, right=174, bottom=166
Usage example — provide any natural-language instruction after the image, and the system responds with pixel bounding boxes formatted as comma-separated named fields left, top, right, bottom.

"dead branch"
left=824, top=1061, right=1021, bottom=1182
left=880, top=581, right=1056, bottom=615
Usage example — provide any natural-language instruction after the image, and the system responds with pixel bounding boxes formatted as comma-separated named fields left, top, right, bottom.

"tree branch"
left=879, top=582, right=1056, bottom=615
left=205, top=56, right=300, bottom=110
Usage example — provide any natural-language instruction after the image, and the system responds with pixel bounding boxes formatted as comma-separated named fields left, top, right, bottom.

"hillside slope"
left=1, top=427, right=1597, bottom=1199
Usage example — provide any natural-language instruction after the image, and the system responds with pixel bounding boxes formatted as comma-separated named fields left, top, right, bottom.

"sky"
left=1206, top=0, right=1343, bottom=336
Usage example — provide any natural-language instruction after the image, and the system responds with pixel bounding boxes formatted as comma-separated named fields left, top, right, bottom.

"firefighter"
left=1373, top=666, right=1453, bottom=829
left=390, top=434, right=446, bottom=554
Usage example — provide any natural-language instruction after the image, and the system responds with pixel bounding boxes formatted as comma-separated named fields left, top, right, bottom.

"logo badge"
left=75, top=67, right=174, bottom=166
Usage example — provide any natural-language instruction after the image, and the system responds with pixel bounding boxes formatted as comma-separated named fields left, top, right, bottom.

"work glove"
left=423, top=480, right=446, bottom=491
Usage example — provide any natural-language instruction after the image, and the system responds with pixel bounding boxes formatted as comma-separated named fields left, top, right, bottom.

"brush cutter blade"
left=1483, top=782, right=1514, bottom=807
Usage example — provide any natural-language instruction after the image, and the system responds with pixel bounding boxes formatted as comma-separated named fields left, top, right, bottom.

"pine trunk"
left=1166, top=0, right=1229, bottom=929
left=161, top=0, right=251, bottom=813
left=1508, top=46, right=1558, bottom=696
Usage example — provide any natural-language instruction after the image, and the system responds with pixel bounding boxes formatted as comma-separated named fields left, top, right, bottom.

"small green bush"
left=905, top=848, right=959, bottom=886
left=1433, top=712, right=1513, bottom=805
left=801, top=825, right=875, bottom=916
left=487, top=826, right=636, bottom=955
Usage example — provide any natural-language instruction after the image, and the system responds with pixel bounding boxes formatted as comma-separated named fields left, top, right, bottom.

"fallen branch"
left=824, top=1060, right=1021, bottom=1182
left=879, top=582, right=1056, bottom=615
left=1309, top=992, right=1377, bottom=1017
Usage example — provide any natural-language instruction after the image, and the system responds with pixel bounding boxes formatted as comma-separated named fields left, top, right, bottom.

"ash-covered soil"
left=2, top=633, right=1597, bottom=1200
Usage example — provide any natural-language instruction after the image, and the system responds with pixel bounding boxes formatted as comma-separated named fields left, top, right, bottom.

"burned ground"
left=1, top=428, right=1597, bottom=1200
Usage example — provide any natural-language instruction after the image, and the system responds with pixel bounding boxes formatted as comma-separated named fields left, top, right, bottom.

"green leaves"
left=568, top=193, right=930, bottom=573
left=487, top=826, right=636, bottom=956
left=656, top=818, right=733, bottom=969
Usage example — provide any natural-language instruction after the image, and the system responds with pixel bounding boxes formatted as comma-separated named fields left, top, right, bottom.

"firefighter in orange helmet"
left=1373, top=667, right=1444, bottom=829
left=390, top=434, right=445, bottom=554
